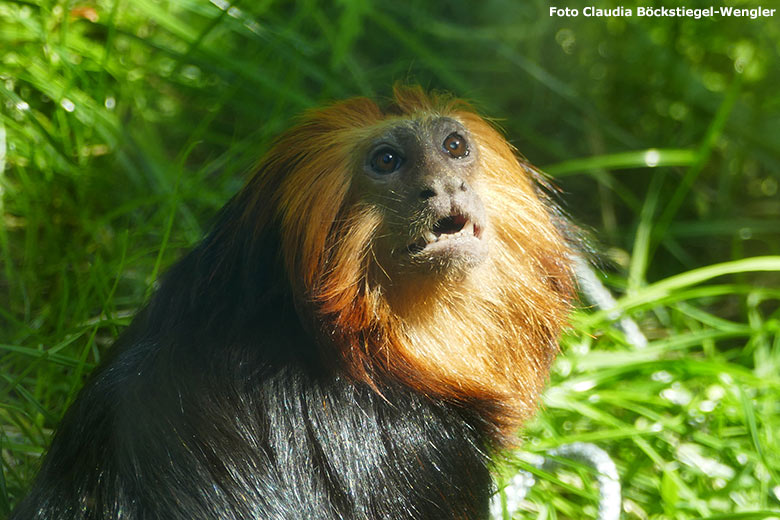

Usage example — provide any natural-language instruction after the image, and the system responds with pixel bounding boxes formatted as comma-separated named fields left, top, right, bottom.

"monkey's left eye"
left=370, top=148, right=403, bottom=175
left=443, top=133, right=469, bottom=158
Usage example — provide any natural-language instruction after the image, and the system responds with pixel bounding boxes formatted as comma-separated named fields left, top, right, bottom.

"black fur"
left=11, top=195, right=493, bottom=519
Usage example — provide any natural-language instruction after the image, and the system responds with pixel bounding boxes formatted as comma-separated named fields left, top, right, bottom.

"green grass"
left=1, top=0, right=779, bottom=518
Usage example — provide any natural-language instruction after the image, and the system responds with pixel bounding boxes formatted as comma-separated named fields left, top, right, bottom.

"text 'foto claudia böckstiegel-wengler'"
left=549, top=6, right=776, bottom=19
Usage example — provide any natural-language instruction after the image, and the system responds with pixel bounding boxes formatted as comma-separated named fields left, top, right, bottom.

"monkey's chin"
left=411, top=235, right=488, bottom=274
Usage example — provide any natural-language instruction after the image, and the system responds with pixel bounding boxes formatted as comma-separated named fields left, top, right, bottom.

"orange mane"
left=240, top=86, right=574, bottom=441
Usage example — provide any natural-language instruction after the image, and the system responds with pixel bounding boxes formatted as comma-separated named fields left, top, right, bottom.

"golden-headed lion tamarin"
left=12, top=86, right=575, bottom=519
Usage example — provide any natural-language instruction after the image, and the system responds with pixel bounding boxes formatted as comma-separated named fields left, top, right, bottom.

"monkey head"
left=239, top=86, right=575, bottom=441
left=355, top=116, right=489, bottom=280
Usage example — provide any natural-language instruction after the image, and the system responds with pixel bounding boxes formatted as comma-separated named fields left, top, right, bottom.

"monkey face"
left=355, top=116, right=489, bottom=278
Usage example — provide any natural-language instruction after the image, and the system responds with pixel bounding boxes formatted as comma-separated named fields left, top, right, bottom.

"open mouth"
left=407, top=213, right=483, bottom=254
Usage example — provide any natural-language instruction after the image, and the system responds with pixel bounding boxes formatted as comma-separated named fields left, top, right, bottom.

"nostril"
left=459, top=181, right=467, bottom=191
left=420, top=188, right=436, bottom=200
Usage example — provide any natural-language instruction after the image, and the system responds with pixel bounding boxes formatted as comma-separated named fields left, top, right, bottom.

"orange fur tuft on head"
left=240, top=85, right=575, bottom=443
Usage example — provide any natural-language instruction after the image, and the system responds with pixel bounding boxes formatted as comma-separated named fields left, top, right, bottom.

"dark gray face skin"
left=356, top=116, right=489, bottom=277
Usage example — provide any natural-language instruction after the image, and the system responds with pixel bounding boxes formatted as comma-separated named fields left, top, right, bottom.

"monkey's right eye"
left=370, top=148, right=403, bottom=175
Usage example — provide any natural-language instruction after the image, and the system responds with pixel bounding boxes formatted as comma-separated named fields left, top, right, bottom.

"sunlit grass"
left=504, top=260, right=780, bottom=517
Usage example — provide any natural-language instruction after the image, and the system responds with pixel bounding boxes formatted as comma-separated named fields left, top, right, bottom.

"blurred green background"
left=1, top=0, right=779, bottom=518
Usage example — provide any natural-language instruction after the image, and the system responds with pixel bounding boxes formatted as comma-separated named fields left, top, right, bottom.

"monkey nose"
left=419, top=187, right=437, bottom=200
left=419, top=178, right=468, bottom=200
